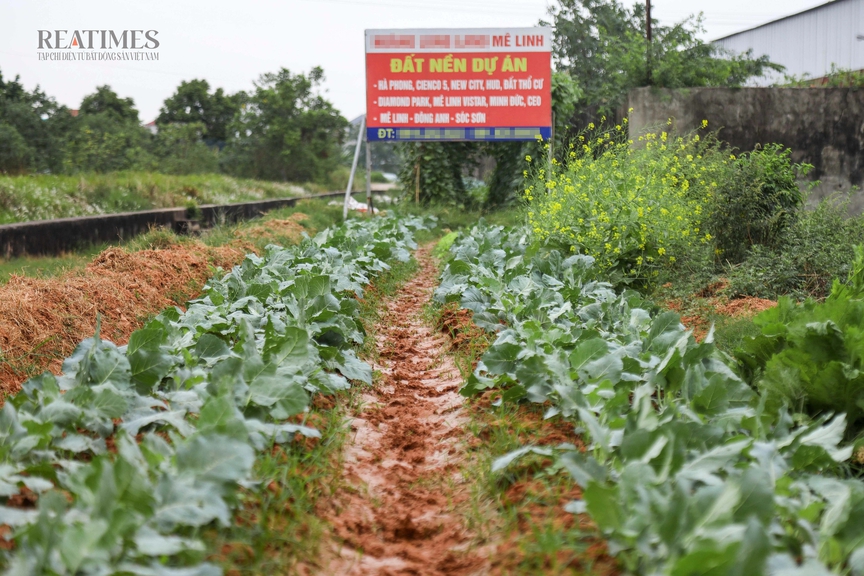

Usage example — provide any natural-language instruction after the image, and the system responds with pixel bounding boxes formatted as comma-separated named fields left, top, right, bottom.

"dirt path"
left=323, top=246, right=488, bottom=576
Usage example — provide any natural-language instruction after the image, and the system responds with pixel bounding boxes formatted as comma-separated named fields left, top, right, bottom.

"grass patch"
left=461, top=397, right=616, bottom=575
left=0, top=243, right=110, bottom=284
left=0, top=171, right=309, bottom=224
left=425, top=302, right=492, bottom=379
left=712, top=316, right=761, bottom=356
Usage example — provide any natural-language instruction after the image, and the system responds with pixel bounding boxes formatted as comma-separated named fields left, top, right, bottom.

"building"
left=714, top=0, right=864, bottom=85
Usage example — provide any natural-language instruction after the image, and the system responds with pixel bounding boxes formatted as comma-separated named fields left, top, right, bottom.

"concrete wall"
left=628, top=86, right=864, bottom=212
left=0, top=191, right=378, bottom=258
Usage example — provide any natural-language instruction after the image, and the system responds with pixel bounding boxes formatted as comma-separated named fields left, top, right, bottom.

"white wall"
left=714, top=0, right=864, bottom=85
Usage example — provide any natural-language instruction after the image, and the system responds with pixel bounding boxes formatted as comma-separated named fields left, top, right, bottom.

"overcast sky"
left=0, top=0, right=829, bottom=123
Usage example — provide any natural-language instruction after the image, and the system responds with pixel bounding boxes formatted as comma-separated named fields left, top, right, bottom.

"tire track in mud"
left=323, top=245, right=488, bottom=576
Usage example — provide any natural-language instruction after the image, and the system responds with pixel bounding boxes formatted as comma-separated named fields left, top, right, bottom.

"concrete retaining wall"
left=627, top=87, right=864, bottom=212
left=0, top=191, right=377, bottom=258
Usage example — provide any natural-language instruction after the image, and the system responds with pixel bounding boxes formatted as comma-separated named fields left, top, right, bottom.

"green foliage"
left=62, top=111, right=155, bottom=174
left=0, top=70, right=76, bottom=174
left=726, top=198, right=864, bottom=300
left=737, top=246, right=864, bottom=427
left=436, top=221, right=862, bottom=574
left=0, top=172, right=304, bottom=224
left=482, top=72, right=583, bottom=210
left=396, top=142, right=478, bottom=207
left=223, top=67, right=347, bottom=183
left=0, top=65, right=348, bottom=185
left=433, top=231, right=459, bottom=259
left=152, top=122, right=219, bottom=175
left=483, top=141, right=523, bottom=210
left=708, top=144, right=810, bottom=264
left=526, top=122, right=727, bottom=283
left=545, top=0, right=781, bottom=113
left=0, top=214, right=433, bottom=573
left=0, top=123, right=34, bottom=174
left=157, top=79, right=242, bottom=144
left=783, top=64, right=864, bottom=88
left=80, top=85, right=140, bottom=124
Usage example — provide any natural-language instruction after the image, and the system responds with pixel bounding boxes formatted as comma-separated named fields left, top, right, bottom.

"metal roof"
left=713, top=0, right=848, bottom=41
left=712, top=0, right=864, bottom=85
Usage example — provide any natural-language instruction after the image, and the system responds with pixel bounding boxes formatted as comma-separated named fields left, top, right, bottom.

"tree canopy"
left=157, top=79, right=242, bottom=143
left=223, top=67, right=347, bottom=182
left=544, top=0, right=783, bottom=113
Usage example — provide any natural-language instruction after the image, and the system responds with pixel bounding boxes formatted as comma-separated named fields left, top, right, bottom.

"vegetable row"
left=435, top=223, right=864, bottom=576
left=0, top=215, right=431, bottom=575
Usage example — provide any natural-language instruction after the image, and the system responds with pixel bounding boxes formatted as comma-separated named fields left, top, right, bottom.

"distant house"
left=69, top=109, right=79, bottom=117
left=143, top=120, right=158, bottom=134
left=714, top=0, right=864, bottom=85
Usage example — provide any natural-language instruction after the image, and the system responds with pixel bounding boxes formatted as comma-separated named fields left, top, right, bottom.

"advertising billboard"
left=365, top=28, right=552, bottom=142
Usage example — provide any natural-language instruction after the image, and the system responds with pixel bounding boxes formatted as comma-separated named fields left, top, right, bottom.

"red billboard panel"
left=365, top=28, right=552, bottom=142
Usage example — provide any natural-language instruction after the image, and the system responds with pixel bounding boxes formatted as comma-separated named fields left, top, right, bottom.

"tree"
left=64, top=86, right=154, bottom=172
left=484, top=71, right=583, bottom=209
left=0, top=69, right=76, bottom=173
left=157, top=79, right=241, bottom=144
left=80, top=85, right=140, bottom=123
left=223, top=67, right=347, bottom=183
left=152, top=122, right=219, bottom=174
left=0, top=123, right=34, bottom=174
left=544, top=0, right=782, bottom=114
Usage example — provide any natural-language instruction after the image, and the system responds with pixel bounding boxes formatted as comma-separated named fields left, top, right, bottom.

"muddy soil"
left=322, top=246, right=488, bottom=576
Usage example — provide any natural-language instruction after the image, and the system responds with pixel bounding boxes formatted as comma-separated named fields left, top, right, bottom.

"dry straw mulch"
left=0, top=213, right=311, bottom=400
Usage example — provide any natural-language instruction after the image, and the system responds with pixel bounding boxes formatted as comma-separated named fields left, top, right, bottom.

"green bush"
left=0, top=123, right=34, bottom=175
left=525, top=122, right=728, bottom=283
left=708, top=144, right=810, bottom=264
left=153, top=122, right=219, bottom=175
left=397, top=142, right=479, bottom=207
left=725, top=197, right=864, bottom=299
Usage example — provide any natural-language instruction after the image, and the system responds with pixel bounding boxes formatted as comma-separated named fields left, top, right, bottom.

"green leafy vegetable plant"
left=436, top=222, right=863, bottom=575
left=0, top=214, right=432, bottom=574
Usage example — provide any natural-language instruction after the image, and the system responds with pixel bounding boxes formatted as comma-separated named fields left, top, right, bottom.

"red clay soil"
left=320, top=246, right=489, bottom=576
left=667, top=294, right=777, bottom=342
left=714, top=296, right=777, bottom=317
left=466, top=396, right=619, bottom=575
left=0, top=243, right=243, bottom=398
left=0, top=212, right=312, bottom=400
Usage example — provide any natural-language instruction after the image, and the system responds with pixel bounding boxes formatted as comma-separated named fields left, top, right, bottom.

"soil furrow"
left=323, top=245, right=487, bottom=576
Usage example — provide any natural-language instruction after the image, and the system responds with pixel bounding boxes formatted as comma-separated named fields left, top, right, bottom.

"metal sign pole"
left=365, top=133, right=373, bottom=215
left=343, top=115, right=367, bottom=220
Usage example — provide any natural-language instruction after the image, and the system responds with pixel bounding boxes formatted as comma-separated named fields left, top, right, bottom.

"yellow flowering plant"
left=524, top=121, right=729, bottom=283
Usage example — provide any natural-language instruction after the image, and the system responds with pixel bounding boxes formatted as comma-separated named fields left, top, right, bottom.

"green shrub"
left=525, top=121, right=728, bottom=283
left=0, top=123, right=34, bottom=174
left=397, top=142, right=479, bottom=207
left=726, top=197, right=864, bottom=299
left=708, top=144, right=810, bottom=264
